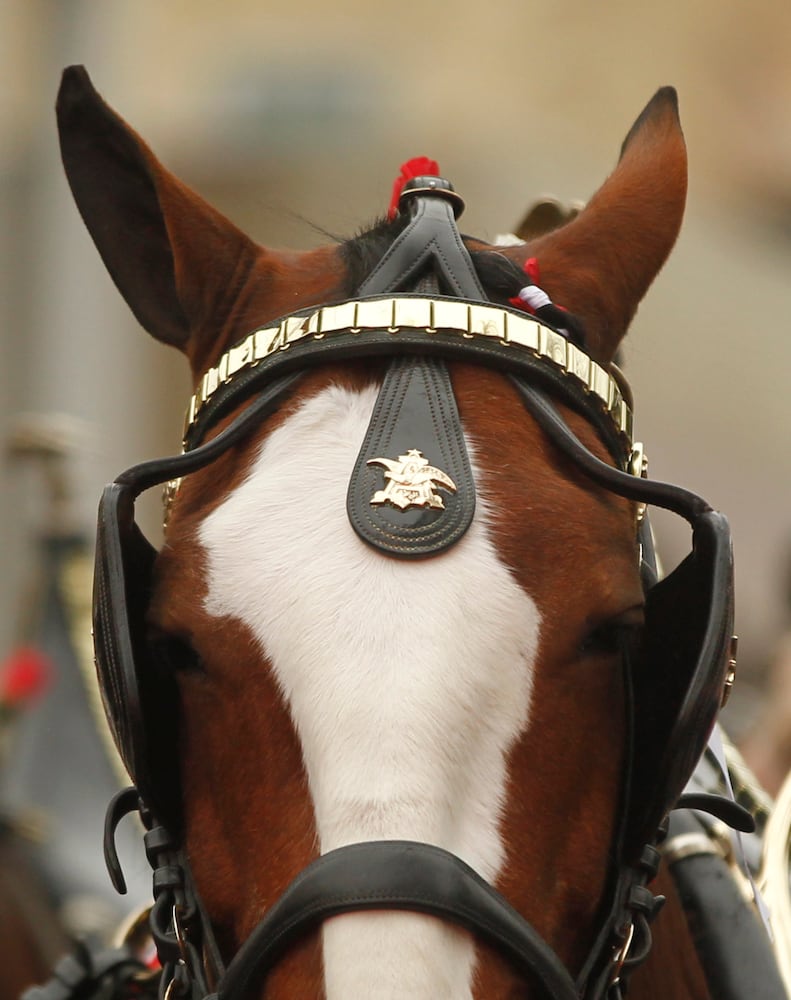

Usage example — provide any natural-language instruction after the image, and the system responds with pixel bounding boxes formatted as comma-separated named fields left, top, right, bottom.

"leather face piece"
left=347, top=356, right=476, bottom=558
left=626, top=510, right=733, bottom=857
left=93, top=482, right=179, bottom=820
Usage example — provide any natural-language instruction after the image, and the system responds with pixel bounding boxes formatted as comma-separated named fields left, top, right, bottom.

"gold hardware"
left=354, top=298, right=387, bottom=331
left=227, top=337, right=254, bottom=376
left=427, top=299, right=437, bottom=333
left=629, top=442, right=648, bottom=523
left=609, top=385, right=623, bottom=423
left=183, top=397, right=197, bottom=441
left=163, top=975, right=184, bottom=1000
left=327, top=300, right=360, bottom=333
left=307, top=309, right=322, bottom=337
left=566, top=342, right=590, bottom=385
left=173, top=904, right=190, bottom=966
left=393, top=298, right=431, bottom=330
left=432, top=299, right=469, bottom=333
left=367, top=448, right=457, bottom=510
left=509, top=319, right=540, bottom=353
left=181, top=298, right=635, bottom=452
left=539, top=326, right=568, bottom=368
left=163, top=478, right=182, bottom=529
left=288, top=315, right=308, bottom=340
left=628, top=442, right=647, bottom=479
left=468, top=303, right=498, bottom=338
left=588, top=363, right=611, bottom=403
left=615, top=399, right=633, bottom=441
left=609, top=921, right=635, bottom=987
left=722, top=635, right=738, bottom=706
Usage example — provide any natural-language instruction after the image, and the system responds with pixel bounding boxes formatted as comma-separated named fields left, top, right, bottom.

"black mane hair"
left=339, top=215, right=525, bottom=305
left=339, top=217, right=586, bottom=346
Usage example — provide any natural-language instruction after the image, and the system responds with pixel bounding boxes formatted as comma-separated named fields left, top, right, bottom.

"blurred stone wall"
left=2, top=0, right=790, bottom=734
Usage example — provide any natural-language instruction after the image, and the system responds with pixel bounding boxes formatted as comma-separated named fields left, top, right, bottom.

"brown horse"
left=0, top=818, right=71, bottom=1000
left=57, top=65, right=748, bottom=999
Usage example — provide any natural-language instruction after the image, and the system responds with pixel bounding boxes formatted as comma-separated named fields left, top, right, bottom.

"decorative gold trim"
left=181, top=298, right=634, bottom=450
left=367, top=448, right=457, bottom=510
left=163, top=477, right=182, bottom=530
left=629, top=442, right=648, bottom=523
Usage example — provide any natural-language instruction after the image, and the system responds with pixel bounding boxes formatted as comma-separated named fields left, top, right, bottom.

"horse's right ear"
left=56, top=66, right=260, bottom=354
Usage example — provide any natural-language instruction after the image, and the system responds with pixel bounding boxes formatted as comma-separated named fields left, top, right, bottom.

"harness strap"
left=349, top=179, right=482, bottom=555
left=116, top=373, right=306, bottom=496
left=20, top=944, right=148, bottom=1000
left=509, top=378, right=712, bottom=523
left=358, top=179, right=483, bottom=299
left=664, top=811, right=787, bottom=1000
left=346, top=354, right=476, bottom=557
left=214, top=840, right=578, bottom=1000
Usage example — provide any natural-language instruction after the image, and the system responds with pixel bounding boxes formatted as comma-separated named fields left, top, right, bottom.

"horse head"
left=58, top=66, right=731, bottom=999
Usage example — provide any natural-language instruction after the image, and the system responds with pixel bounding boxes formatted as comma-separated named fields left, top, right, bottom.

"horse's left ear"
left=517, top=87, right=687, bottom=362
left=56, top=65, right=261, bottom=361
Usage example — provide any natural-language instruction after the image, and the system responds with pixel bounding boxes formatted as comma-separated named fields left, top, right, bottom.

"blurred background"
left=1, top=0, right=790, bottom=986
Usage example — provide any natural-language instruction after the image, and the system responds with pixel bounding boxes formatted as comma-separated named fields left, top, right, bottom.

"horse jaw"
left=197, top=381, right=541, bottom=999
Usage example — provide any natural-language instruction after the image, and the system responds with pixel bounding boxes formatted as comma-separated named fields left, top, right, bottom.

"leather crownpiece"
left=347, top=355, right=475, bottom=558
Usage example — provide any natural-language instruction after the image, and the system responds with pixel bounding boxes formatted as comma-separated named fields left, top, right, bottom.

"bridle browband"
left=94, top=174, right=740, bottom=1000
left=179, top=296, right=632, bottom=455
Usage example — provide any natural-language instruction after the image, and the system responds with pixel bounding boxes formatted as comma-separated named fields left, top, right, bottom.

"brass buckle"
left=609, top=920, right=635, bottom=987
left=629, top=441, right=648, bottom=523
left=722, top=635, right=738, bottom=706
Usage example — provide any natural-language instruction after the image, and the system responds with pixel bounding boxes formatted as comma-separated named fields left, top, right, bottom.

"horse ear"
left=522, top=87, right=687, bottom=362
left=56, top=65, right=260, bottom=355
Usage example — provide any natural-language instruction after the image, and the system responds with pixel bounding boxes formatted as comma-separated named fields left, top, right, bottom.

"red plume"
left=388, top=157, right=440, bottom=220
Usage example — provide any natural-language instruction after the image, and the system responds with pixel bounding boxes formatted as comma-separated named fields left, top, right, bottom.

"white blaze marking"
left=200, top=383, right=541, bottom=999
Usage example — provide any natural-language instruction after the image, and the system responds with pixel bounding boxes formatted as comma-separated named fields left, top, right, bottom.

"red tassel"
left=387, top=157, right=440, bottom=220
left=0, top=646, right=52, bottom=706
left=524, top=257, right=541, bottom=283
left=509, top=258, right=543, bottom=313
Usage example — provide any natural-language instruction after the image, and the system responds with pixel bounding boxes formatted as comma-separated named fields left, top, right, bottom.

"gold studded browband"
left=182, top=297, right=634, bottom=453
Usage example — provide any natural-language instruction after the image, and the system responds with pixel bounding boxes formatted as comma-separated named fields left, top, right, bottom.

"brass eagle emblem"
left=367, top=448, right=457, bottom=510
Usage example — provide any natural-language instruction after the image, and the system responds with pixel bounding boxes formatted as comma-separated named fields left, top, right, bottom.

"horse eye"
left=149, top=634, right=204, bottom=675
left=580, top=618, right=643, bottom=658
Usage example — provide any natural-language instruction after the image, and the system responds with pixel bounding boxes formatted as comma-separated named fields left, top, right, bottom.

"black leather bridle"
left=94, top=174, right=746, bottom=1000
